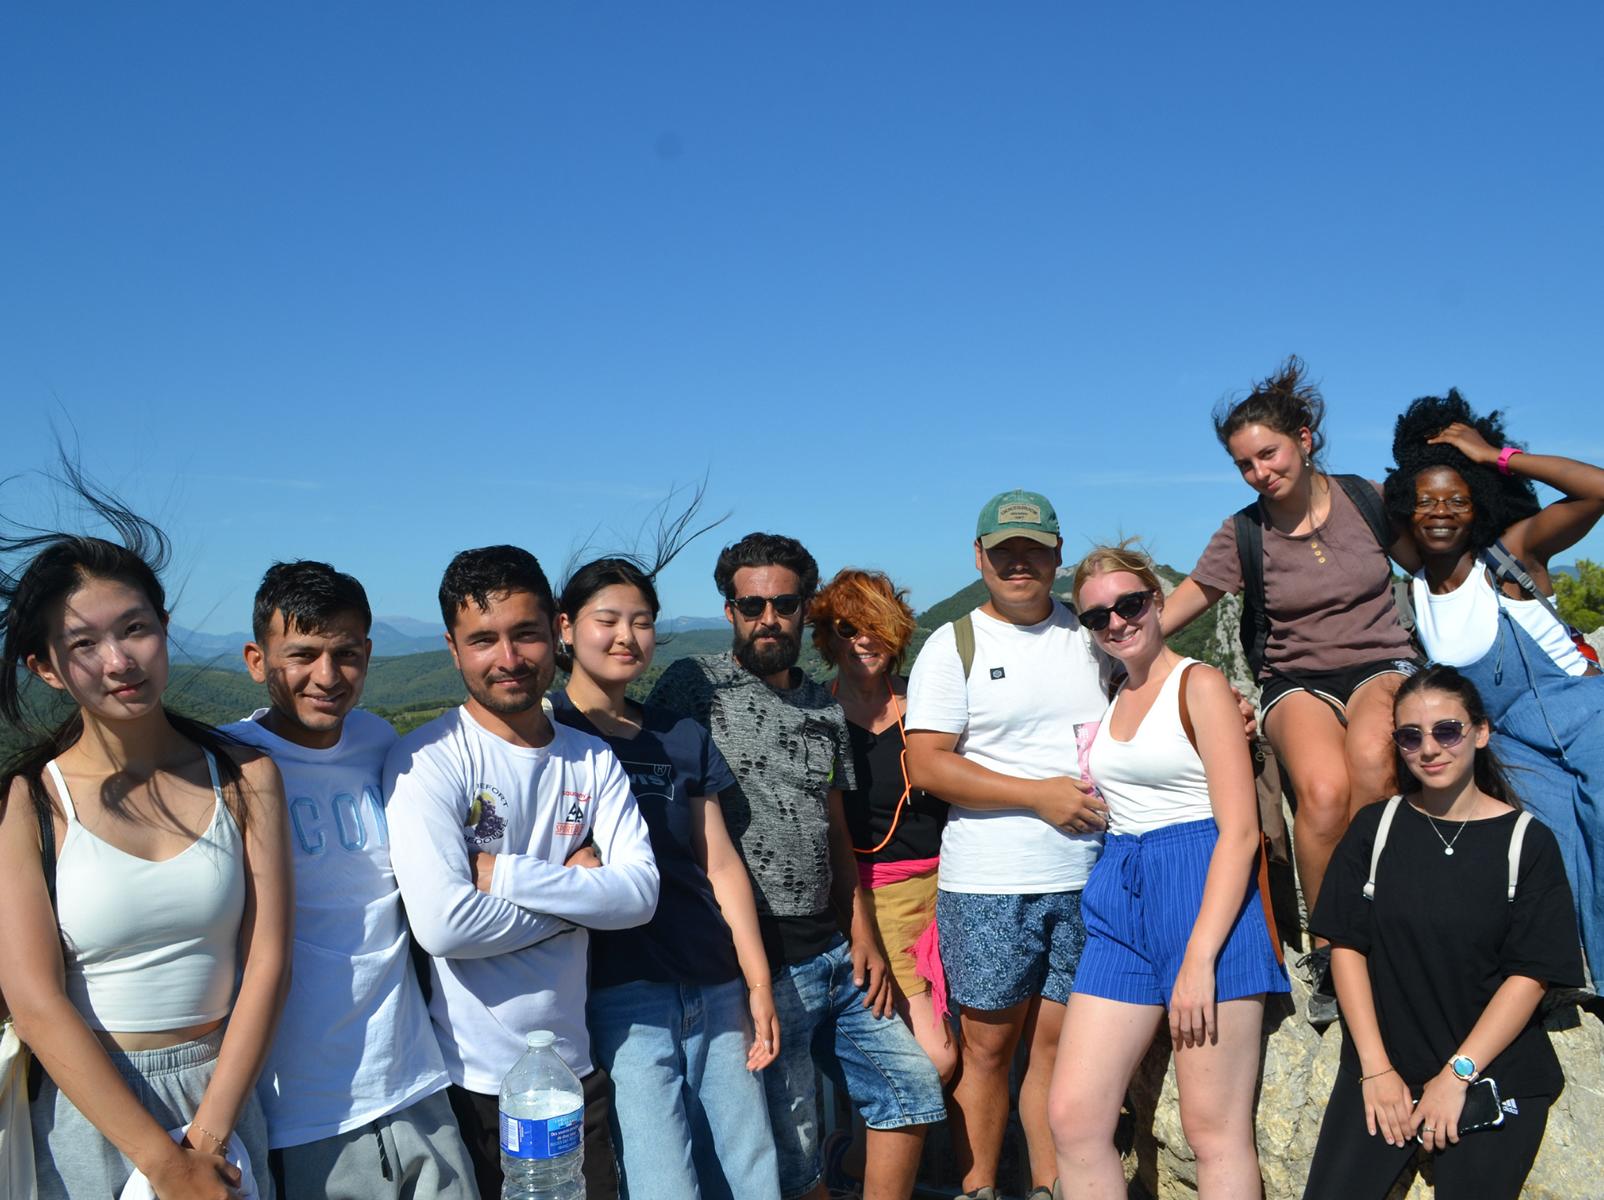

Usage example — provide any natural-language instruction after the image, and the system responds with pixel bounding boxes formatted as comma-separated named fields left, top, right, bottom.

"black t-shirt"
left=767, top=911, right=844, bottom=968
left=550, top=692, right=741, bottom=989
left=842, top=718, right=948, bottom=865
left=1310, top=799, right=1584, bottom=1099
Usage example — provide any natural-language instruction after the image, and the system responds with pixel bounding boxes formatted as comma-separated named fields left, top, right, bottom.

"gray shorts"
left=267, top=1087, right=474, bottom=1199
left=32, top=1026, right=274, bottom=1199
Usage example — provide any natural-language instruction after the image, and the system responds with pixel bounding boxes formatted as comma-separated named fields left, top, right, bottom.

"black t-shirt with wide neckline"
left=1311, top=799, right=1584, bottom=1099
left=842, top=717, right=948, bottom=865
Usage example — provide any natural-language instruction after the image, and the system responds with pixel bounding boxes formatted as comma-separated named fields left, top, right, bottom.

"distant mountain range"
left=168, top=621, right=444, bottom=669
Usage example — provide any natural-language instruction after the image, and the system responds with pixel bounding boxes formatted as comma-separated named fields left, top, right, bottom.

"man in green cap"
left=904, top=489, right=1112, bottom=1200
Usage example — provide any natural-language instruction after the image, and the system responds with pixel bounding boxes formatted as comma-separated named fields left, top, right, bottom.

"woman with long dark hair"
left=1303, top=666, right=1583, bottom=1199
left=1384, top=389, right=1604, bottom=985
left=1163, top=357, right=1417, bottom=1025
left=0, top=476, right=291, bottom=1199
left=549, top=537, right=782, bottom=1199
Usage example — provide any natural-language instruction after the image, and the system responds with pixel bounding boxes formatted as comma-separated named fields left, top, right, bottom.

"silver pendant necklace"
left=1424, top=811, right=1470, bottom=856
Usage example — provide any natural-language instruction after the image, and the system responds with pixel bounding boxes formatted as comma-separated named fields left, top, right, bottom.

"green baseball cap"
left=976, top=489, right=1060, bottom=548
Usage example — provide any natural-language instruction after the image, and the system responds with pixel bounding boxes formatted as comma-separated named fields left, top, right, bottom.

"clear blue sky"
left=5, top=4, right=1601, bottom=633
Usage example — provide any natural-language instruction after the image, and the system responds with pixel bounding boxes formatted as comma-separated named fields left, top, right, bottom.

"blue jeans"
left=765, top=936, right=946, bottom=1199
left=587, top=977, right=781, bottom=1200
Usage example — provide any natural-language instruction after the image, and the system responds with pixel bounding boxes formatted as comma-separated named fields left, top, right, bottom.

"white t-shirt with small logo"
left=223, top=708, right=447, bottom=1149
left=905, top=600, right=1110, bottom=894
left=384, top=706, right=658, bottom=1092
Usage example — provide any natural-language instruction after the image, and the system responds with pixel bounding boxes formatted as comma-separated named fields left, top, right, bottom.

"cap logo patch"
left=996, top=502, right=1042, bottom=524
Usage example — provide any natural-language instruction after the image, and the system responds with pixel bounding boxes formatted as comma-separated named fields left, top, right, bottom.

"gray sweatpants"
left=267, top=1088, right=474, bottom=1199
left=31, top=1027, right=274, bottom=1199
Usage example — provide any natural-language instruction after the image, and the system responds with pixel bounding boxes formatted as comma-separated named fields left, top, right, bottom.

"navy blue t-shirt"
left=550, top=691, right=742, bottom=989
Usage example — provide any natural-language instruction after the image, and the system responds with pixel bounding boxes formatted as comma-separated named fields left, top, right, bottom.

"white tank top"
left=48, top=751, right=246, bottom=1032
left=1087, top=659, right=1214, bottom=837
left=1410, top=568, right=1589, bottom=677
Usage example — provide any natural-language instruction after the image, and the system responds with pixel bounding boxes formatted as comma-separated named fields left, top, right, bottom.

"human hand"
left=1427, top=421, right=1499, bottom=465
left=145, top=1143, right=242, bottom=1200
left=1359, top=1067, right=1415, bottom=1147
left=850, top=932, right=895, bottom=1018
left=1035, top=775, right=1109, bottom=833
left=746, top=983, right=781, bottom=1070
left=1230, top=686, right=1258, bottom=740
left=1410, top=1068, right=1469, bottom=1152
left=1168, top=954, right=1217, bottom=1050
left=468, top=852, right=496, bottom=893
left=565, top=843, right=602, bottom=869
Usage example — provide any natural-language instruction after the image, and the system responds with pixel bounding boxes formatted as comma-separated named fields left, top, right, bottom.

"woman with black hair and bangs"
left=0, top=468, right=291, bottom=1200
left=1384, top=389, right=1604, bottom=988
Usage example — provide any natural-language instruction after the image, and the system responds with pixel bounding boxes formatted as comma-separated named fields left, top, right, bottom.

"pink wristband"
left=1497, top=446, right=1523, bottom=476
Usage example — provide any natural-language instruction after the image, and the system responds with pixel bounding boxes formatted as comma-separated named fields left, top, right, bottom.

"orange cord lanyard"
left=832, top=673, right=915, bottom=857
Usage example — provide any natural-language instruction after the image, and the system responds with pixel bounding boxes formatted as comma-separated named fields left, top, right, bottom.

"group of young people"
left=0, top=358, right=1599, bottom=1200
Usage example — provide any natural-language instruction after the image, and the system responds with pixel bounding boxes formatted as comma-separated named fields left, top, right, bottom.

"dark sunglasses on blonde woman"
left=1077, top=589, right=1154, bottom=632
left=1391, top=719, right=1468, bottom=753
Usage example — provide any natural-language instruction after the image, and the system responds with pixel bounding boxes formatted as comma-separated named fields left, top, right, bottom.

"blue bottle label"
left=499, top=1108, right=583, bottom=1159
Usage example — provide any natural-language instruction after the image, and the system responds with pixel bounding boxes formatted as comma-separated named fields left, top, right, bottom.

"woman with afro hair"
left=1384, top=389, right=1604, bottom=986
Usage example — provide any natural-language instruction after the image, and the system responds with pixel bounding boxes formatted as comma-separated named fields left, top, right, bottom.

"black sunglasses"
left=834, top=619, right=860, bottom=640
left=1077, top=589, right=1154, bottom=633
left=1391, top=719, right=1467, bottom=753
left=729, top=593, right=804, bottom=619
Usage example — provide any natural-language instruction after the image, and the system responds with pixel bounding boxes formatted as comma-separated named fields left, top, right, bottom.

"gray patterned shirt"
left=647, top=652, right=856, bottom=918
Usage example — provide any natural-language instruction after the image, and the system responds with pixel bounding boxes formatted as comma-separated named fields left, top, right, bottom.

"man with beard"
left=385, top=545, right=659, bottom=1200
left=649, top=532, right=945, bottom=1200
left=903, top=491, right=1111, bottom=1200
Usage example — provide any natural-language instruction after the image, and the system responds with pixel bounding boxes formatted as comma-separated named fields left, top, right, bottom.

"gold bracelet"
left=748, top=981, right=772, bottom=990
left=192, top=1125, right=228, bottom=1154
left=1360, top=1067, right=1396, bottom=1082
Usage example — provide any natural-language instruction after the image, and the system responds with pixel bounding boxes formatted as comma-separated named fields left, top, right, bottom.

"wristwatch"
left=1448, top=1054, right=1479, bottom=1083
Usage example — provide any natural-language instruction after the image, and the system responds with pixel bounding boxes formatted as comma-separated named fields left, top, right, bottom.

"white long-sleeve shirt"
left=384, top=705, right=658, bottom=1091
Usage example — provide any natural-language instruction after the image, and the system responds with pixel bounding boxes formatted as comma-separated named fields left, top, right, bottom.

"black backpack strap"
left=1333, top=474, right=1392, bottom=550
left=1233, top=504, right=1270, bottom=680
left=37, top=796, right=57, bottom=913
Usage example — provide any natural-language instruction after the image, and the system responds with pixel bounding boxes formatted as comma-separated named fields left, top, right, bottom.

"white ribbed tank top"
left=47, top=751, right=246, bottom=1032
left=1087, top=659, right=1213, bottom=836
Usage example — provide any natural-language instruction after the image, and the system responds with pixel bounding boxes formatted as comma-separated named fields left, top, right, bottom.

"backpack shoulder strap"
left=1333, top=474, right=1392, bottom=550
left=1507, top=811, right=1534, bottom=902
left=1482, top=540, right=1561, bottom=619
left=953, top=612, right=976, bottom=683
left=36, top=794, right=57, bottom=914
left=1175, top=661, right=1200, bottom=751
left=1363, top=795, right=1405, bottom=900
left=1233, top=504, right=1269, bottom=679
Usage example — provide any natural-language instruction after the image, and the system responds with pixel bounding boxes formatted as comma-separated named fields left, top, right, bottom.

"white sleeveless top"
left=1410, top=568, right=1589, bottom=677
left=1087, top=659, right=1213, bottom=836
left=48, top=751, right=246, bottom=1032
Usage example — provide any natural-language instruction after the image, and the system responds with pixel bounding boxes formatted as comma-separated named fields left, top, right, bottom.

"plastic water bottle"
left=499, top=1030, right=585, bottom=1199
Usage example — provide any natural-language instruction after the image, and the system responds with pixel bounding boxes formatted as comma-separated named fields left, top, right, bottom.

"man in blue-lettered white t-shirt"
left=226, top=561, right=474, bottom=1199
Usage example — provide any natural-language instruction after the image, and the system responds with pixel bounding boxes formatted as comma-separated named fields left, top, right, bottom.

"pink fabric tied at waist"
left=856, top=856, right=950, bottom=1029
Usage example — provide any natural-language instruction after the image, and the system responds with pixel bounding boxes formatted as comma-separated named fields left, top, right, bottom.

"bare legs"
left=951, top=996, right=1063, bottom=1193
left=1048, top=994, right=1267, bottom=1199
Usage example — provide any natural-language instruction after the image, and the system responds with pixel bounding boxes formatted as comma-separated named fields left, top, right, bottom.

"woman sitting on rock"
left=1303, top=666, right=1583, bottom=1200
left=1162, top=356, right=1418, bottom=1026
left=1050, top=542, right=1288, bottom=1200
left=1385, top=391, right=1604, bottom=987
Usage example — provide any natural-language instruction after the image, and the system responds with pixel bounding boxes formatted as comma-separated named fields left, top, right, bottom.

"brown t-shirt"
left=1191, top=478, right=1413, bottom=677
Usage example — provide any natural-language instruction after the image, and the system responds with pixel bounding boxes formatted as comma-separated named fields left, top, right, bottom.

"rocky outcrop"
left=1122, top=964, right=1604, bottom=1200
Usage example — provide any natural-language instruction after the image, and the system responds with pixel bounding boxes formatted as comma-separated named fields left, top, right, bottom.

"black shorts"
left=1260, top=657, right=1420, bottom=723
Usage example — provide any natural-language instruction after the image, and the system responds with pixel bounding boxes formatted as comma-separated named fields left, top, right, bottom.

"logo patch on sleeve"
left=990, top=667, right=1006, bottom=680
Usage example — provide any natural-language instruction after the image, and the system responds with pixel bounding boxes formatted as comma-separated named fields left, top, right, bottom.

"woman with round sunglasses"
left=549, top=552, right=783, bottom=1200
left=810, top=569, right=955, bottom=1067
left=1162, top=357, right=1417, bottom=1025
left=1384, top=389, right=1604, bottom=987
left=1302, top=666, right=1583, bottom=1200
left=1050, top=543, right=1287, bottom=1200
left=0, top=480, right=291, bottom=1200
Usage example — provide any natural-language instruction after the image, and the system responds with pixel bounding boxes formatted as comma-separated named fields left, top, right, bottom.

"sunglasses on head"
left=1077, top=589, right=1154, bottom=632
left=728, top=593, right=804, bottom=619
left=1391, top=719, right=1467, bottom=753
